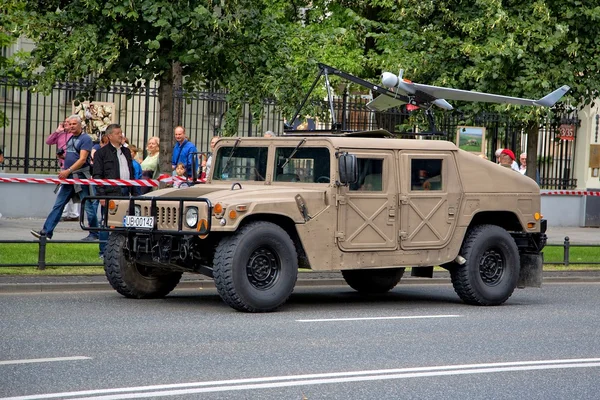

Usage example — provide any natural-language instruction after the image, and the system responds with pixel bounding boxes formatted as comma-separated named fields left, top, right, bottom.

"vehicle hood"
left=149, top=184, right=330, bottom=223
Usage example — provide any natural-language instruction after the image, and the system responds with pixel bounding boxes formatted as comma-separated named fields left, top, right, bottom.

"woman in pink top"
left=46, top=119, right=72, bottom=169
left=46, top=119, right=79, bottom=221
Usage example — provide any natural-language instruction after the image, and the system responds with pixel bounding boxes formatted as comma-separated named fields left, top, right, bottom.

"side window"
left=411, top=159, right=443, bottom=191
left=350, top=158, right=384, bottom=191
left=274, top=147, right=330, bottom=183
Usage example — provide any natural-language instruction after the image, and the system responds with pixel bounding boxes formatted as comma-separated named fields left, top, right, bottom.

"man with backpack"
left=31, top=115, right=99, bottom=240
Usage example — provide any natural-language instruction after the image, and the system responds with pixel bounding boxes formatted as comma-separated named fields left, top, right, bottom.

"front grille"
left=159, top=206, right=179, bottom=229
left=141, top=205, right=179, bottom=229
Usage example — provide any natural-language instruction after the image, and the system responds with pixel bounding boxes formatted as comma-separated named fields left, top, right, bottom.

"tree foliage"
left=3, top=1, right=600, bottom=177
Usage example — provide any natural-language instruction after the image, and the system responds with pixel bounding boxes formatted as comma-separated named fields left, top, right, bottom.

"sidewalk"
left=1, top=217, right=598, bottom=244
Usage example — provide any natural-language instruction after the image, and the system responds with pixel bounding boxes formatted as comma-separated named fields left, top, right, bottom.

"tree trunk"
left=158, top=65, right=174, bottom=175
left=526, top=121, right=538, bottom=183
left=157, top=62, right=183, bottom=176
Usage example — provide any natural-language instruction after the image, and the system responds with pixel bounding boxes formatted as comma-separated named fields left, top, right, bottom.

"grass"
left=0, top=243, right=598, bottom=276
left=0, top=243, right=103, bottom=275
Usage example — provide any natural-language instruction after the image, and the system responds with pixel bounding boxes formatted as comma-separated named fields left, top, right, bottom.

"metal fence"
left=0, top=237, right=594, bottom=270
left=0, top=78, right=578, bottom=188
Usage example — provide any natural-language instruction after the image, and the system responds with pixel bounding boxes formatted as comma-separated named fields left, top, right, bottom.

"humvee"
left=86, top=131, right=546, bottom=312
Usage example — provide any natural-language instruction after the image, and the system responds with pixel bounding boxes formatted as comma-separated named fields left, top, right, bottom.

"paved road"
left=1, top=283, right=599, bottom=399
left=1, top=217, right=599, bottom=244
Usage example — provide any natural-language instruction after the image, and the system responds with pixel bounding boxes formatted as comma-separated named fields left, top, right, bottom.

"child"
left=129, top=145, right=143, bottom=195
left=128, top=145, right=143, bottom=179
left=173, top=162, right=189, bottom=188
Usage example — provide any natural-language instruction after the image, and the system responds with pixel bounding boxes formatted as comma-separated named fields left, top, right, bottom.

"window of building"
left=411, top=159, right=443, bottom=191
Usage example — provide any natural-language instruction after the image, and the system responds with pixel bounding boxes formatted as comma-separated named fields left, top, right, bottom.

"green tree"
left=355, top=1, right=599, bottom=181
left=2, top=0, right=294, bottom=172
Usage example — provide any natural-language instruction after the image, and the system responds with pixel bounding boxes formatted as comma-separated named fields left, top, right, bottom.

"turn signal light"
left=527, top=222, right=535, bottom=229
left=229, top=210, right=237, bottom=219
left=108, top=200, right=116, bottom=210
left=534, top=212, right=541, bottom=221
left=214, top=203, right=223, bottom=215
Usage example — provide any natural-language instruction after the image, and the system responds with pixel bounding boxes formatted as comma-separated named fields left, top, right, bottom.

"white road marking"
left=296, top=314, right=461, bottom=322
left=3, top=358, right=600, bottom=400
left=0, top=357, right=91, bottom=366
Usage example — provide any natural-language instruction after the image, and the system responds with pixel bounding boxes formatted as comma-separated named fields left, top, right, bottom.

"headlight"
left=185, top=207, right=199, bottom=228
left=134, top=205, right=142, bottom=216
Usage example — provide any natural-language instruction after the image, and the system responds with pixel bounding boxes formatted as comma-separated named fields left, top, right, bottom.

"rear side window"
left=411, top=159, right=443, bottom=191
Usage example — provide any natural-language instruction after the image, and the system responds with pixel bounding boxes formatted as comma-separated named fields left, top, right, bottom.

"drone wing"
left=410, top=82, right=571, bottom=108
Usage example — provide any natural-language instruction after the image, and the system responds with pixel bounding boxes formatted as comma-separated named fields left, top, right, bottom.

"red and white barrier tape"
left=0, top=174, right=186, bottom=187
left=542, top=190, right=600, bottom=196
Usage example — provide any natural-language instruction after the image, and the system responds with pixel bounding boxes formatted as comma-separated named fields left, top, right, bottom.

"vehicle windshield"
left=274, top=147, right=331, bottom=183
left=212, top=146, right=268, bottom=181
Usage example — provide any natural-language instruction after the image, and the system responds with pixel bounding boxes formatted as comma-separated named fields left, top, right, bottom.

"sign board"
left=559, top=124, right=575, bottom=141
left=456, top=126, right=486, bottom=154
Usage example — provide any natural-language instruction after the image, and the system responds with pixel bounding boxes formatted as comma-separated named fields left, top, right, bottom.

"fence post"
left=563, top=236, right=570, bottom=267
left=37, top=236, right=47, bottom=270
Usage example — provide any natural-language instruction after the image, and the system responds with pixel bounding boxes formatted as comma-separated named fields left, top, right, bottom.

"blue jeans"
left=42, top=184, right=98, bottom=238
left=99, top=187, right=131, bottom=256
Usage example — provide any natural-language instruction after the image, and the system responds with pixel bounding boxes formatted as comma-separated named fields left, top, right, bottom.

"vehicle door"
left=336, top=150, right=398, bottom=251
left=399, top=151, right=461, bottom=249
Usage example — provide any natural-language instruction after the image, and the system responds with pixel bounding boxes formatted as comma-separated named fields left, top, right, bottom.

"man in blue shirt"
left=171, top=126, right=198, bottom=178
left=31, top=115, right=99, bottom=240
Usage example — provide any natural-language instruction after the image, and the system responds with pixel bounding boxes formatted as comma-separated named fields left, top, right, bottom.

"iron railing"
left=0, top=237, right=595, bottom=270
left=0, top=78, right=579, bottom=188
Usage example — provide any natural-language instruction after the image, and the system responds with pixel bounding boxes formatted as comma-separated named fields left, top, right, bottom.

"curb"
left=1, top=275, right=599, bottom=294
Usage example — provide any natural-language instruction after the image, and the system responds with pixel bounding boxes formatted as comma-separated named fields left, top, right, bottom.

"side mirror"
left=338, top=153, right=358, bottom=185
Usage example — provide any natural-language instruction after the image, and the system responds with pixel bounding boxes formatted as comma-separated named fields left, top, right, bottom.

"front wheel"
left=104, top=233, right=182, bottom=299
left=213, top=222, right=298, bottom=312
left=450, top=225, right=520, bottom=306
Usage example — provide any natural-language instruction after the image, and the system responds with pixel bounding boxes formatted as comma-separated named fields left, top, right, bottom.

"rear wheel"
left=450, top=224, right=519, bottom=306
left=213, top=221, right=298, bottom=312
left=104, top=233, right=182, bottom=298
left=342, top=268, right=405, bottom=294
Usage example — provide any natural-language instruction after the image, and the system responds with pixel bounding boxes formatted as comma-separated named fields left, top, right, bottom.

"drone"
left=286, top=63, right=570, bottom=135
left=367, top=69, right=570, bottom=112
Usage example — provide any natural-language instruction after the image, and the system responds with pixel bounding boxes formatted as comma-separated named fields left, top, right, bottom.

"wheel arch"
left=468, top=211, right=523, bottom=232
left=237, top=213, right=310, bottom=269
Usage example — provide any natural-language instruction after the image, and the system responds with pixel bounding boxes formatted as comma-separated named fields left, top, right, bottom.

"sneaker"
left=62, top=216, right=79, bottom=222
left=31, top=230, right=51, bottom=239
left=81, top=234, right=99, bottom=241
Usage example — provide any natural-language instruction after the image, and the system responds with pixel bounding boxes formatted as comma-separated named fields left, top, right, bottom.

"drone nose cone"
left=381, top=72, right=399, bottom=88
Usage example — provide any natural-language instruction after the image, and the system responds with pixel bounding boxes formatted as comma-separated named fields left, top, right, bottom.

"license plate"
left=123, top=216, right=154, bottom=229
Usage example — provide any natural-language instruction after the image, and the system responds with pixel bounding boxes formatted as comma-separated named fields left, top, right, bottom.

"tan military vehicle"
left=88, top=131, right=546, bottom=312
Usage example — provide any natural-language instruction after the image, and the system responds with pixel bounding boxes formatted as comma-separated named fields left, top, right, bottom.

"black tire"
left=213, top=221, right=298, bottom=312
left=450, top=224, right=520, bottom=306
left=104, top=233, right=182, bottom=299
left=342, top=268, right=405, bottom=294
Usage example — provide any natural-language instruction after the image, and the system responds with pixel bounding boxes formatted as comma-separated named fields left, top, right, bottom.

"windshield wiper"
left=222, top=138, right=242, bottom=174
left=281, top=138, right=306, bottom=170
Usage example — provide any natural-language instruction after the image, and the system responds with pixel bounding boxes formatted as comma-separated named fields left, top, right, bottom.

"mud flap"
left=517, top=252, right=543, bottom=288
